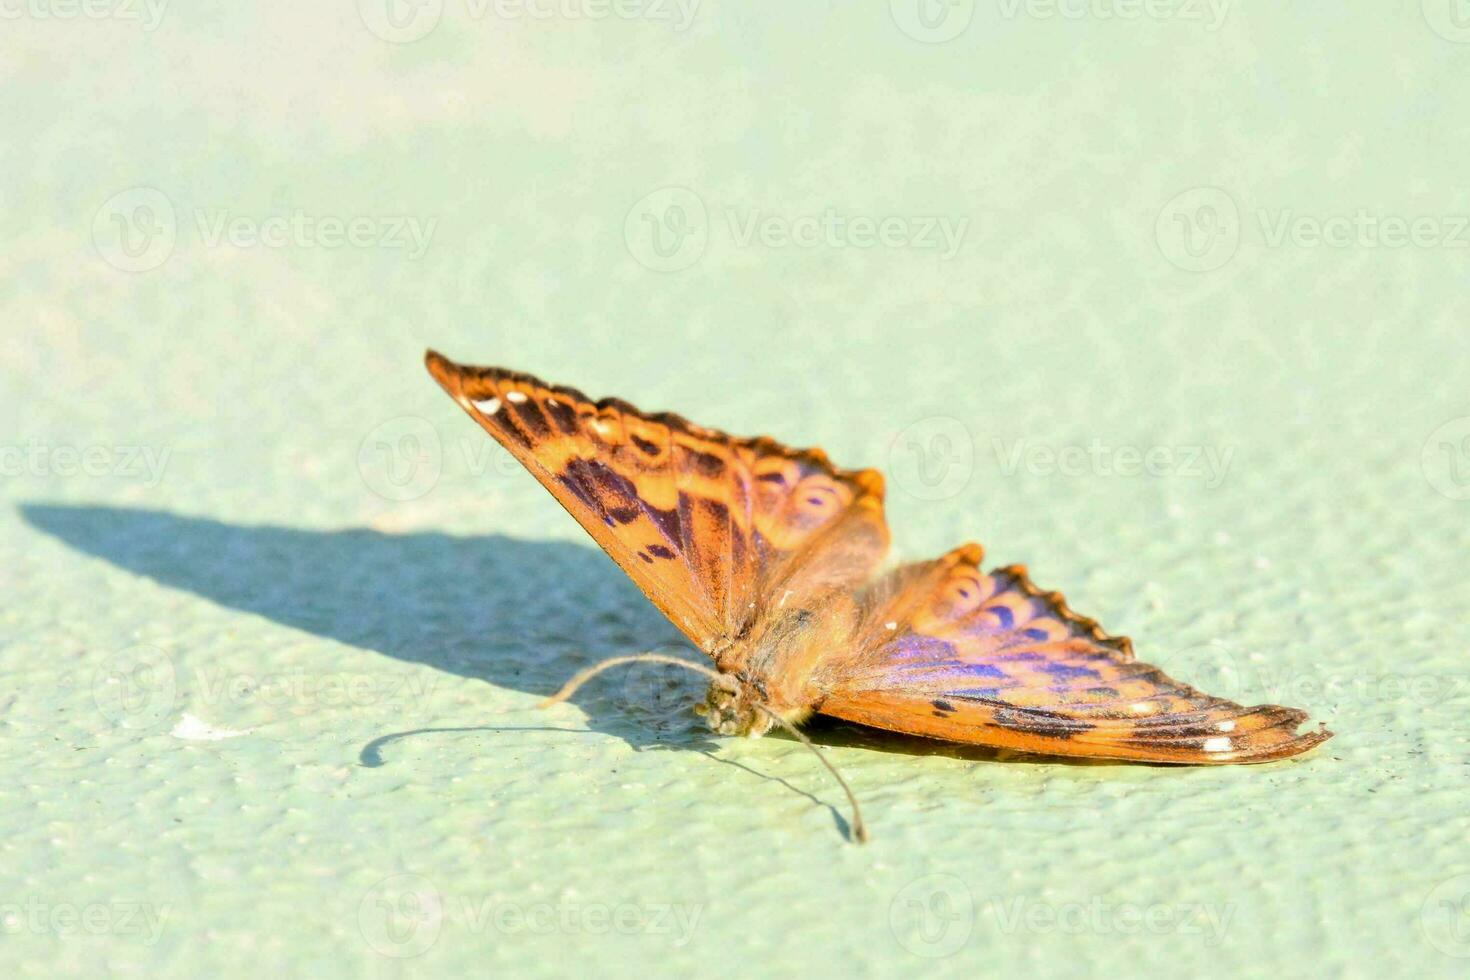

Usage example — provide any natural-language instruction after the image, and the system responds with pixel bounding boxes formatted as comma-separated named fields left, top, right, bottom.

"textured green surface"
left=5, top=4, right=1470, bottom=977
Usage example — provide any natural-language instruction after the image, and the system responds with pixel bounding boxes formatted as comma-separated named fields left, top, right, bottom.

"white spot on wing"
left=505, top=390, right=528, bottom=403
left=1203, top=736, right=1232, bottom=753
left=884, top=621, right=897, bottom=631
left=1216, top=720, right=1236, bottom=732
left=472, top=397, right=501, bottom=415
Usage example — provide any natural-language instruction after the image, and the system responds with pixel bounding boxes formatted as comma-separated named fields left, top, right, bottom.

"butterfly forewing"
left=425, top=351, right=889, bottom=654
left=817, top=544, right=1331, bottom=763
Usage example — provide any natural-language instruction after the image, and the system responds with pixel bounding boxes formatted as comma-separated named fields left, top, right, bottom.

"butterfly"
left=425, top=350, right=1332, bottom=841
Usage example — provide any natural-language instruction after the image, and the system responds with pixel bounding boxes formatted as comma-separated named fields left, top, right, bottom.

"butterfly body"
left=425, top=351, right=1332, bottom=769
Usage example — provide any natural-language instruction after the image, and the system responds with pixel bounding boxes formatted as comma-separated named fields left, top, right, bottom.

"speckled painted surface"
left=4, top=4, right=1469, bottom=977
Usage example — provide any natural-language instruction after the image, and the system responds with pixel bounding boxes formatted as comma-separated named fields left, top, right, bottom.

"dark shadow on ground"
left=21, top=503, right=714, bottom=754
left=22, top=504, right=1136, bottom=776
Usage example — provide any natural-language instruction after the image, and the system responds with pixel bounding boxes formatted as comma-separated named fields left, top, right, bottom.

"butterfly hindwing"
left=817, top=544, right=1331, bottom=763
left=425, top=351, right=889, bottom=654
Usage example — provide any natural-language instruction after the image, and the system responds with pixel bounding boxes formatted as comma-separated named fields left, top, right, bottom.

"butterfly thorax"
left=696, top=596, right=858, bottom=737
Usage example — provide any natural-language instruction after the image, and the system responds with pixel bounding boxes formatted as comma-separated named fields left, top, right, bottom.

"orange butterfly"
left=425, top=351, right=1331, bottom=840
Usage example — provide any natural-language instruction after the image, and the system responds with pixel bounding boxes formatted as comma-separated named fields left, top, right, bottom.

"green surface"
left=5, top=4, right=1470, bottom=976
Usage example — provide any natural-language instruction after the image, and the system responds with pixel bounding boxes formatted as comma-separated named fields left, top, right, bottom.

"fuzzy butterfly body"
left=426, top=350, right=1331, bottom=767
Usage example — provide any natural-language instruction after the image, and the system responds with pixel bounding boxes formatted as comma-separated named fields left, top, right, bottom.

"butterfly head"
left=693, top=671, right=775, bottom=738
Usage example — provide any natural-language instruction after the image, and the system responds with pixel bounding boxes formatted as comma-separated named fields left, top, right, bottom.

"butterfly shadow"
left=22, top=502, right=1138, bottom=812
left=20, top=503, right=727, bottom=758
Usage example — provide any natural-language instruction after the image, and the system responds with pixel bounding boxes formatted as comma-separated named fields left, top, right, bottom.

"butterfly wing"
left=816, top=544, right=1332, bottom=763
left=425, top=351, right=889, bottom=655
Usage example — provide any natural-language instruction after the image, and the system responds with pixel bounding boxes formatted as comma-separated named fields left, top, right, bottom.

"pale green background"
left=4, top=2, right=1469, bottom=977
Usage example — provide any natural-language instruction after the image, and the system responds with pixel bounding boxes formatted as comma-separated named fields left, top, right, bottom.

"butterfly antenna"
left=537, top=653, right=724, bottom=707
left=538, top=653, right=868, bottom=844
left=753, top=704, right=867, bottom=844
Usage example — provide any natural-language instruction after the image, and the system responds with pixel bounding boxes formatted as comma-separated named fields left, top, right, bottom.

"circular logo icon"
left=1167, top=642, right=1247, bottom=702
left=618, top=647, right=700, bottom=718
left=92, top=644, right=177, bottom=730
left=359, top=873, right=443, bottom=957
left=358, top=0, right=443, bottom=43
left=889, top=873, right=973, bottom=957
left=889, top=417, right=974, bottom=501
left=890, top=0, right=975, bottom=43
left=624, top=187, right=708, bottom=272
left=1155, top=187, right=1240, bottom=272
left=1422, top=416, right=1470, bottom=501
left=358, top=416, right=442, bottom=501
left=1423, top=0, right=1470, bottom=43
left=1422, top=873, right=1470, bottom=957
left=93, top=187, right=176, bottom=273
